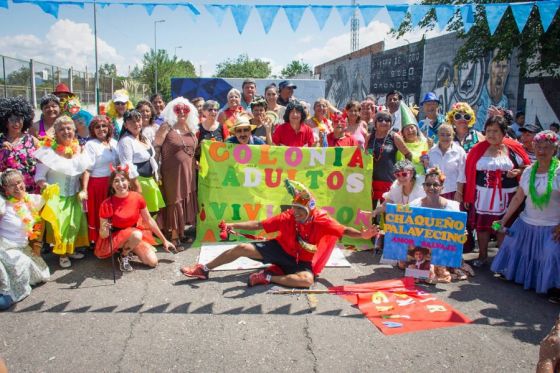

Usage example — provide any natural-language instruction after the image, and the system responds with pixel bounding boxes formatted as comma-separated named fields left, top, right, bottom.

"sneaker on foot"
left=118, top=255, right=133, bottom=272
left=248, top=270, right=271, bottom=287
left=69, top=252, right=85, bottom=260
left=59, top=257, right=71, bottom=268
left=180, top=264, right=209, bottom=280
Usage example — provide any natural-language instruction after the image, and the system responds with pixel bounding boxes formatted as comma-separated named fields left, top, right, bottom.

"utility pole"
left=351, top=0, right=359, bottom=52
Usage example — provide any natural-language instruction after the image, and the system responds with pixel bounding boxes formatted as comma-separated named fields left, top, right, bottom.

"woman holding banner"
left=410, top=167, right=473, bottom=282
left=463, top=115, right=530, bottom=268
left=154, top=98, right=198, bottom=247
left=491, top=130, right=560, bottom=302
left=218, top=89, right=245, bottom=132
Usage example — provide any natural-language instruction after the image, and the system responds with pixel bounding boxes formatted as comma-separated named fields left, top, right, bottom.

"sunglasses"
left=8, top=116, right=23, bottom=124
left=377, top=118, right=391, bottom=123
left=235, top=127, right=251, bottom=133
left=423, top=182, right=442, bottom=188
left=454, top=113, right=472, bottom=121
left=114, top=102, right=126, bottom=106
left=174, top=104, right=191, bottom=114
left=394, top=171, right=410, bottom=178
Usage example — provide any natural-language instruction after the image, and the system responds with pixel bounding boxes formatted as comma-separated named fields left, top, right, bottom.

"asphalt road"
left=1, top=245, right=558, bottom=373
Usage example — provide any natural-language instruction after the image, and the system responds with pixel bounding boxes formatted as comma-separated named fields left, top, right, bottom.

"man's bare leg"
left=270, top=271, right=314, bottom=288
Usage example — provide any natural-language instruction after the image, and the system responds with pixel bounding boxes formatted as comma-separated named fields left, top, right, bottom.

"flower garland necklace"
left=529, top=157, right=559, bottom=210
left=7, top=194, right=42, bottom=240
left=41, top=137, right=79, bottom=156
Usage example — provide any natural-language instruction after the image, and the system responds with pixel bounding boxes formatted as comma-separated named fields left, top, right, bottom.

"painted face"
left=112, top=173, right=129, bottom=195
left=289, top=109, right=302, bottom=124
left=152, top=98, right=165, bottom=114
left=138, top=105, right=153, bottom=126
left=234, top=126, right=252, bottom=144
left=7, top=115, right=24, bottom=134
left=92, top=121, right=110, bottom=141
left=484, top=122, right=505, bottom=145
left=42, top=101, right=60, bottom=120
left=114, top=101, right=127, bottom=116
left=3, top=175, right=26, bottom=200
left=125, top=116, right=142, bottom=137
left=265, top=88, right=278, bottom=103
left=293, top=206, right=309, bottom=223
left=55, top=122, right=75, bottom=144
left=423, top=175, right=443, bottom=196
left=227, top=93, right=240, bottom=108
left=386, top=94, right=400, bottom=113
left=402, top=124, right=418, bottom=142
left=534, top=142, right=557, bottom=163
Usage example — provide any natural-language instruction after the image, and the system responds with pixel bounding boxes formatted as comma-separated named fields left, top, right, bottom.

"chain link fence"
left=1, top=55, right=149, bottom=112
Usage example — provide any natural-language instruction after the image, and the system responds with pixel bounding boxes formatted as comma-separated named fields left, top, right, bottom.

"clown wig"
left=0, top=96, right=34, bottom=134
left=106, top=89, right=134, bottom=119
left=446, top=102, right=476, bottom=128
left=161, top=97, right=198, bottom=133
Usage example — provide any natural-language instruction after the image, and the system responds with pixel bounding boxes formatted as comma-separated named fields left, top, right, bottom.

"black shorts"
left=253, top=239, right=312, bottom=275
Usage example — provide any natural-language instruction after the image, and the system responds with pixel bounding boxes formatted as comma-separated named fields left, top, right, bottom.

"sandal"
left=454, top=269, right=468, bottom=281
left=172, top=239, right=186, bottom=253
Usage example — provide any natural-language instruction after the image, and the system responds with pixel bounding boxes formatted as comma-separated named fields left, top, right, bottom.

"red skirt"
left=372, top=180, right=392, bottom=202
left=87, top=176, right=111, bottom=242
left=94, top=222, right=156, bottom=259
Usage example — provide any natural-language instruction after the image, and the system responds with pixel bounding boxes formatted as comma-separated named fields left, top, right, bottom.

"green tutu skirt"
left=138, top=176, right=165, bottom=213
left=43, top=194, right=89, bottom=255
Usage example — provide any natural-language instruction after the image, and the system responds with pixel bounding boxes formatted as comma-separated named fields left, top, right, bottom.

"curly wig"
left=446, top=102, right=476, bottom=128
left=0, top=96, right=34, bottom=134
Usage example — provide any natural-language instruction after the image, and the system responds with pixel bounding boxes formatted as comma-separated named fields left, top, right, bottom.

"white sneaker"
left=59, top=257, right=71, bottom=268
left=68, top=252, right=85, bottom=260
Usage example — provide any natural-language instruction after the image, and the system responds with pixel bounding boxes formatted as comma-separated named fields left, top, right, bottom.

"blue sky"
left=0, top=1, right=447, bottom=77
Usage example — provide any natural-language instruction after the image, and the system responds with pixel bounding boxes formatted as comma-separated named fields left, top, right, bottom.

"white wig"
left=162, top=97, right=199, bottom=133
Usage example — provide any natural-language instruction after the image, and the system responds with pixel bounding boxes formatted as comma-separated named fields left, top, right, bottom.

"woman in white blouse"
left=82, top=115, right=119, bottom=244
left=427, top=124, right=466, bottom=201
left=118, top=110, right=164, bottom=213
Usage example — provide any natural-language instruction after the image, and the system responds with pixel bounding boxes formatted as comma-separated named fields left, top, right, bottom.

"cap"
left=53, top=83, right=73, bottom=96
left=112, top=90, right=129, bottom=103
left=519, top=123, right=542, bottom=134
left=420, top=92, right=440, bottom=105
left=279, top=80, right=297, bottom=90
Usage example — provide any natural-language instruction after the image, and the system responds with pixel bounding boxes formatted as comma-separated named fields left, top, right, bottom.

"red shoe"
left=180, top=264, right=209, bottom=280
left=248, top=270, right=271, bottom=287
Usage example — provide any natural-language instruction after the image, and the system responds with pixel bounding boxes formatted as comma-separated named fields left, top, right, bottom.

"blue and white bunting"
left=310, top=5, right=333, bottom=30
left=537, top=0, right=560, bottom=32
left=510, top=3, right=534, bottom=32
left=435, top=4, right=455, bottom=30
left=0, top=0, right=8, bottom=8
left=386, top=4, right=409, bottom=29
left=335, top=5, right=355, bottom=26
left=283, top=5, right=306, bottom=32
left=460, top=4, right=475, bottom=33
left=485, top=3, right=509, bottom=35
left=359, top=5, right=383, bottom=26
left=255, top=5, right=280, bottom=34
left=409, top=4, right=431, bottom=26
left=143, top=3, right=155, bottom=15
left=229, top=5, right=252, bottom=34
left=205, top=4, right=228, bottom=27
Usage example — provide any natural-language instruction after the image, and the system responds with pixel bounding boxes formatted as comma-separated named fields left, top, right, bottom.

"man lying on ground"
left=180, top=180, right=378, bottom=288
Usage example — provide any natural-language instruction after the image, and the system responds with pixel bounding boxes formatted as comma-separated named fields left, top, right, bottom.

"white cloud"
left=297, top=35, right=314, bottom=44
left=259, top=56, right=283, bottom=77
left=295, top=20, right=449, bottom=68
left=0, top=19, right=143, bottom=76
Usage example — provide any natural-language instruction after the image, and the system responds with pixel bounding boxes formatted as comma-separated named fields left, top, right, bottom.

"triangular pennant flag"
left=310, top=5, right=333, bottom=30
left=97, top=2, right=109, bottom=9
left=510, top=3, right=534, bottom=32
left=36, top=2, right=59, bottom=17
left=335, top=5, right=355, bottom=26
left=166, top=4, right=178, bottom=11
left=537, top=1, right=559, bottom=32
left=435, top=4, right=456, bottom=30
left=283, top=5, right=307, bottom=32
left=255, top=5, right=281, bottom=33
left=460, top=4, right=475, bottom=33
left=229, top=5, right=252, bottom=34
left=359, top=5, right=383, bottom=26
left=485, top=3, right=509, bottom=35
left=0, top=0, right=8, bottom=8
left=409, top=4, right=430, bottom=26
left=205, top=4, right=228, bottom=27
left=143, top=4, right=155, bottom=16
left=386, top=5, right=409, bottom=29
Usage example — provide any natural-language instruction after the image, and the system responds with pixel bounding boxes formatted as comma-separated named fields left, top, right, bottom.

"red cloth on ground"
left=464, top=139, right=530, bottom=204
left=326, top=133, right=358, bottom=147
left=86, top=176, right=110, bottom=242
left=261, top=209, right=345, bottom=274
left=272, top=122, right=314, bottom=147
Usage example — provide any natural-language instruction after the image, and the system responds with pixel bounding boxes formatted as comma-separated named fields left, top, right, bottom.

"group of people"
left=0, top=78, right=558, bottom=310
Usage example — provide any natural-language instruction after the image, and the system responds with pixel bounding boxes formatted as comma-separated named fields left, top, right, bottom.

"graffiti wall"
left=518, top=76, right=560, bottom=128
left=420, top=33, right=520, bottom=131
left=370, top=43, right=424, bottom=106
left=320, top=54, right=372, bottom=109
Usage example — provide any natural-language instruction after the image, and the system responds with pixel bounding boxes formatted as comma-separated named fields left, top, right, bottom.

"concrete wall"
left=518, top=76, right=560, bottom=128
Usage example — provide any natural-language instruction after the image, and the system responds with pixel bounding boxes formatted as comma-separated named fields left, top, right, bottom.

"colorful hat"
left=284, top=179, right=316, bottom=213
left=230, top=114, right=256, bottom=132
left=60, top=95, right=81, bottom=116
left=420, top=92, right=440, bottom=105
left=53, top=83, right=73, bottom=96
left=112, top=89, right=130, bottom=103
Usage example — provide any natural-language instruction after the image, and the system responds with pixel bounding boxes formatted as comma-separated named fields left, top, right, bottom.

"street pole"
left=93, top=0, right=100, bottom=114
left=154, top=19, right=165, bottom=94
left=174, top=45, right=182, bottom=58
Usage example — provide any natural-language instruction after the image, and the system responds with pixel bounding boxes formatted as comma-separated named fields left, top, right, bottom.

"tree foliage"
left=214, top=54, right=271, bottom=78
left=132, top=49, right=197, bottom=100
left=393, top=1, right=560, bottom=76
left=98, top=63, right=118, bottom=78
left=281, top=60, right=312, bottom=78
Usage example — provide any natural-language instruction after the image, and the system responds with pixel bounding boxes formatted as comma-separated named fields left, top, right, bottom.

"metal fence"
left=0, top=55, right=149, bottom=111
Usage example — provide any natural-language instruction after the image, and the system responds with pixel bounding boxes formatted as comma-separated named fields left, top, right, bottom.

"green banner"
left=195, top=141, right=373, bottom=247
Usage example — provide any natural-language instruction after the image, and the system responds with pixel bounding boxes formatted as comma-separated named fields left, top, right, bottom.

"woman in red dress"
left=94, top=167, right=176, bottom=272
